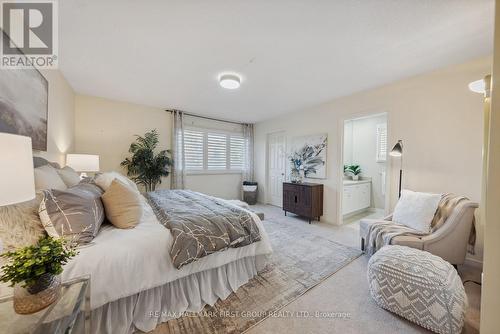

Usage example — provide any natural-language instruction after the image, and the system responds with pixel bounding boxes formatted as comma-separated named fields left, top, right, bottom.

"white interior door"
left=267, top=131, right=286, bottom=207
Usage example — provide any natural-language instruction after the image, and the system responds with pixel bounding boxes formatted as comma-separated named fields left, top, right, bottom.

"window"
left=229, top=135, right=245, bottom=170
left=184, top=129, right=204, bottom=170
left=207, top=132, right=227, bottom=170
left=184, top=127, right=246, bottom=172
left=376, top=123, right=387, bottom=162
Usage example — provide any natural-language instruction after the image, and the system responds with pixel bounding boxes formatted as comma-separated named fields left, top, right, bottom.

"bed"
left=31, top=158, right=274, bottom=334
left=64, top=195, right=272, bottom=333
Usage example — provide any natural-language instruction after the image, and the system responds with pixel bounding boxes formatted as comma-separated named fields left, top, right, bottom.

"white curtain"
left=171, top=110, right=186, bottom=189
left=242, top=123, right=254, bottom=182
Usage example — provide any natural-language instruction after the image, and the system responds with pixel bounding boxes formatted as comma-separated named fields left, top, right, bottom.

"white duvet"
left=62, top=197, right=273, bottom=310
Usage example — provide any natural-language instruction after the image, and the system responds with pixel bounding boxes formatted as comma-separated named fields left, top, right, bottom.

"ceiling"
left=59, top=0, right=494, bottom=123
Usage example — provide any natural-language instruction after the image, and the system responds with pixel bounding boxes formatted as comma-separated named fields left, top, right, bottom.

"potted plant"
left=0, top=236, right=77, bottom=314
left=346, top=164, right=362, bottom=181
left=121, top=129, right=173, bottom=192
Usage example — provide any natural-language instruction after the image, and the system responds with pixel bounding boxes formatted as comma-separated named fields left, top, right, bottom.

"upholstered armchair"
left=359, top=199, right=478, bottom=265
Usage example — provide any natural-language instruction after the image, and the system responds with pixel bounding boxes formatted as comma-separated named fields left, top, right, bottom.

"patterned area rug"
left=151, top=216, right=362, bottom=334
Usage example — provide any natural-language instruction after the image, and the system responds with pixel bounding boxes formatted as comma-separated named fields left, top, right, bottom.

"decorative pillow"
left=38, top=183, right=105, bottom=244
left=95, top=171, right=139, bottom=192
left=34, top=165, right=67, bottom=191
left=56, top=166, right=81, bottom=187
left=0, top=193, right=46, bottom=254
left=392, top=189, right=442, bottom=233
left=101, top=179, right=142, bottom=229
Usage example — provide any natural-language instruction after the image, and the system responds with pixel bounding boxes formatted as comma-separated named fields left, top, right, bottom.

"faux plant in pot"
left=346, top=165, right=362, bottom=181
left=0, top=236, right=77, bottom=314
left=121, top=129, right=173, bottom=192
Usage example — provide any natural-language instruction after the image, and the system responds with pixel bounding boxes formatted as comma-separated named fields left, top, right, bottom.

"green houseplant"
left=0, top=236, right=77, bottom=314
left=121, top=129, right=173, bottom=192
left=346, top=164, right=362, bottom=180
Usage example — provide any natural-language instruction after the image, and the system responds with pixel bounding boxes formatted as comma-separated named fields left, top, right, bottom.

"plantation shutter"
left=376, top=123, right=388, bottom=162
left=207, top=133, right=227, bottom=170
left=183, top=126, right=247, bottom=172
left=184, top=129, right=204, bottom=170
left=229, top=135, right=246, bottom=170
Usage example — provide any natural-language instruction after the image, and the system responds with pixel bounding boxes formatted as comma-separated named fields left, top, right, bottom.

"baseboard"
left=464, top=256, right=483, bottom=269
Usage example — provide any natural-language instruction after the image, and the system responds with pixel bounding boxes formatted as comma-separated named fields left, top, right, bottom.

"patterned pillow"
left=39, top=183, right=105, bottom=245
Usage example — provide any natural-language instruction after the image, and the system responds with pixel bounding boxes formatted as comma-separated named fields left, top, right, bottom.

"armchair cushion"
left=392, top=189, right=441, bottom=233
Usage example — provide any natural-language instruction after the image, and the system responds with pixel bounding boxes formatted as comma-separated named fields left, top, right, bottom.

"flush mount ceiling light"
left=219, top=74, right=241, bottom=89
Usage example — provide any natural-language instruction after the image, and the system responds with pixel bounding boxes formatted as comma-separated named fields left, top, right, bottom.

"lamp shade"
left=0, top=133, right=35, bottom=206
left=389, top=140, right=403, bottom=157
left=468, top=75, right=491, bottom=98
left=66, top=154, right=100, bottom=172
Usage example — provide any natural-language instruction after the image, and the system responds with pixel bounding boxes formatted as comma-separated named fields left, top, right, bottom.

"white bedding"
left=62, top=196, right=273, bottom=309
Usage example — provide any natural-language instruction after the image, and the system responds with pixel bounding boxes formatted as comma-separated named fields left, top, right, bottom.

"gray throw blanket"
left=145, top=190, right=261, bottom=269
left=364, top=221, right=426, bottom=256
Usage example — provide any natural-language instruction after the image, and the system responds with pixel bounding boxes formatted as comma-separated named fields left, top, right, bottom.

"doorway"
left=340, top=113, right=388, bottom=224
left=267, top=131, right=286, bottom=207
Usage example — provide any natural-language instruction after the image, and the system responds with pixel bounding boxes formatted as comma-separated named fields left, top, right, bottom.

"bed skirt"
left=74, top=255, right=267, bottom=334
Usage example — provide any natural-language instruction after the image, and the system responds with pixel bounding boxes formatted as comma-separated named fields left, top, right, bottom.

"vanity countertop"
left=343, top=179, right=372, bottom=185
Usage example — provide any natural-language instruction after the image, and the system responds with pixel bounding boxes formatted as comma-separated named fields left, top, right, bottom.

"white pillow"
left=56, top=166, right=81, bottom=187
left=392, top=189, right=442, bottom=233
left=34, top=165, right=68, bottom=191
left=95, top=172, right=139, bottom=192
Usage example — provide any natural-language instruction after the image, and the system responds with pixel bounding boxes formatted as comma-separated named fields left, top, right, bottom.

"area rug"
left=152, top=216, right=362, bottom=334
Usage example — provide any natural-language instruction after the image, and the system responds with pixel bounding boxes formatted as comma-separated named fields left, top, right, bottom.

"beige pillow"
left=34, top=165, right=67, bottom=191
left=56, top=166, right=81, bottom=187
left=95, top=172, right=139, bottom=192
left=101, top=180, right=142, bottom=229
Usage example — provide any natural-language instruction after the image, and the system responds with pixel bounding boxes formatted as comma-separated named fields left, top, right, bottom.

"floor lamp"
left=390, top=140, right=403, bottom=198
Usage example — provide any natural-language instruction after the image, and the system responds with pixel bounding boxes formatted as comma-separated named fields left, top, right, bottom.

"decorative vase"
left=13, top=274, right=61, bottom=314
left=352, top=175, right=359, bottom=181
left=290, top=169, right=302, bottom=183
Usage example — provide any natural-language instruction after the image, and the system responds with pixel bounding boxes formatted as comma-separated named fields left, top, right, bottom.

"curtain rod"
left=165, top=110, right=248, bottom=126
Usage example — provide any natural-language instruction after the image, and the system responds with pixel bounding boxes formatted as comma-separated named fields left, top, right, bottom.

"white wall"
left=182, top=115, right=244, bottom=200
left=185, top=174, right=242, bottom=200
left=344, top=114, right=387, bottom=209
left=480, top=1, right=500, bottom=330
left=74, top=96, right=243, bottom=198
left=255, top=56, right=491, bottom=263
left=34, top=70, right=75, bottom=166
left=74, top=95, right=172, bottom=190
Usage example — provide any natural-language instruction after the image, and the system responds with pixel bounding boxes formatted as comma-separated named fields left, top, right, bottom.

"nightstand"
left=0, top=275, right=90, bottom=334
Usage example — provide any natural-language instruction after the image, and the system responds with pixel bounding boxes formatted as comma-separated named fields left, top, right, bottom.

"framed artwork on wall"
left=0, top=31, right=49, bottom=151
left=290, top=134, right=328, bottom=179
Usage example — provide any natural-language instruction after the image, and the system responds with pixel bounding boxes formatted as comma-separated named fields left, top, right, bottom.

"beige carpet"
left=150, top=204, right=481, bottom=334
left=149, top=213, right=361, bottom=334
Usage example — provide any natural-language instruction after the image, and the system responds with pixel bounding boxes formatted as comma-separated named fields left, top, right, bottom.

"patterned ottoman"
left=367, top=245, right=467, bottom=334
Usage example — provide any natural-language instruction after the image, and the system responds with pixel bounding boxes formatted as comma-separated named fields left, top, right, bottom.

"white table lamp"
left=66, top=154, right=100, bottom=178
left=0, top=133, right=35, bottom=206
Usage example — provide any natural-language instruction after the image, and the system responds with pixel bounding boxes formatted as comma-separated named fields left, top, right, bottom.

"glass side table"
left=0, top=275, right=90, bottom=334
